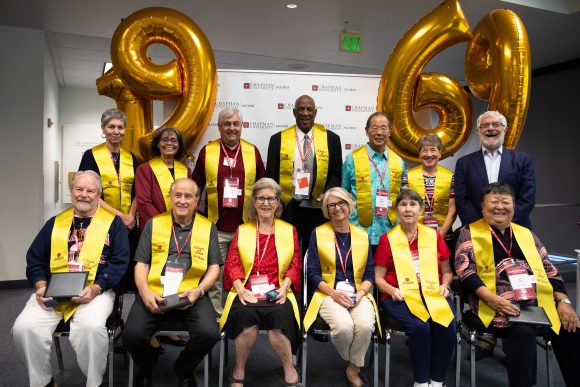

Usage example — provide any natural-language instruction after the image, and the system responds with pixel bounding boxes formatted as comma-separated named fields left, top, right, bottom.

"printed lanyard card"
left=223, top=177, right=240, bottom=208
left=336, top=280, right=355, bottom=294
left=294, top=170, right=311, bottom=197
left=505, top=263, right=537, bottom=301
left=163, top=262, right=185, bottom=297
left=249, top=274, right=273, bottom=300
left=68, top=261, right=84, bottom=272
left=375, top=188, right=390, bottom=216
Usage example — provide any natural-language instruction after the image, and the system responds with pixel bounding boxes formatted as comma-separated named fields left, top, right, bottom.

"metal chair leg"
left=54, top=336, right=64, bottom=371
left=128, top=355, right=134, bottom=387
left=373, top=333, right=379, bottom=387
left=301, top=332, right=307, bottom=386
left=384, top=330, right=391, bottom=387
left=108, top=332, right=115, bottom=387
left=469, top=331, right=476, bottom=387
left=545, top=338, right=553, bottom=387
left=218, top=332, right=225, bottom=387
left=204, top=353, right=209, bottom=387
left=455, top=329, right=462, bottom=387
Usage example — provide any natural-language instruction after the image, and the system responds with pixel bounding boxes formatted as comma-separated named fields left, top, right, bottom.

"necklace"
left=335, top=231, right=350, bottom=246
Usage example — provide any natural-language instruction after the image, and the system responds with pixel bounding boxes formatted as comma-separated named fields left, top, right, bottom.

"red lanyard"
left=295, top=131, right=313, bottom=164
left=172, top=223, right=193, bottom=259
left=220, top=140, right=241, bottom=178
left=334, top=233, right=352, bottom=281
left=489, top=225, right=513, bottom=256
left=365, top=147, right=388, bottom=186
left=106, top=146, right=121, bottom=184
left=71, top=217, right=92, bottom=259
left=255, top=222, right=273, bottom=275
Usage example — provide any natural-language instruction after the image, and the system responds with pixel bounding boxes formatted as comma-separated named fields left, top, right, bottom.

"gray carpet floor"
left=0, top=279, right=575, bottom=386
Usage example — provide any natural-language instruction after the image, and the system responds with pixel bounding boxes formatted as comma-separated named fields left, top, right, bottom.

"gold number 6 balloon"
left=377, top=0, right=473, bottom=161
left=465, top=9, right=531, bottom=149
left=97, top=7, right=217, bottom=161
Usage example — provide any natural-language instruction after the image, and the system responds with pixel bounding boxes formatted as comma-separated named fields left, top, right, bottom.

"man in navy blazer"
left=455, top=111, right=536, bottom=229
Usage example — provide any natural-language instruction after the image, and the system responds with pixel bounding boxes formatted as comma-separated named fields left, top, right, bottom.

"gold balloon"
left=377, top=0, right=473, bottom=161
left=102, top=7, right=217, bottom=161
left=96, top=68, right=153, bottom=159
left=465, top=9, right=531, bottom=149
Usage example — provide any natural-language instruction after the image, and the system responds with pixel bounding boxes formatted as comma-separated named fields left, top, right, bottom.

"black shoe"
left=178, top=375, right=197, bottom=387
left=44, top=378, right=56, bottom=387
left=135, top=372, right=152, bottom=387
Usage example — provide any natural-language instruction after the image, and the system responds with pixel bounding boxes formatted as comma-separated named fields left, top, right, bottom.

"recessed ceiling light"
left=287, top=4, right=298, bottom=9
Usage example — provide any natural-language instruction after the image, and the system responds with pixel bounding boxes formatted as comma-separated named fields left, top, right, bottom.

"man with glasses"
left=455, top=110, right=536, bottom=229
left=266, top=95, right=342, bottom=254
left=192, top=108, right=265, bottom=317
left=341, top=111, right=407, bottom=253
left=123, top=178, right=221, bottom=387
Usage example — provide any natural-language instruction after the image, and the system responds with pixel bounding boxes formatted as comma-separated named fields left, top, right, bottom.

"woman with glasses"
left=304, top=187, right=377, bottom=387
left=135, top=127, right=191, bottom=232
left=406, top=133, right=456, bottom=238
left=221, top=178, right=301, bottom=387
left=374, top=189, right=455, bottom=387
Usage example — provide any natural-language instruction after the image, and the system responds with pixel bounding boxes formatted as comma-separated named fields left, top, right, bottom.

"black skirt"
left=225, top=297, right=299, bottom=353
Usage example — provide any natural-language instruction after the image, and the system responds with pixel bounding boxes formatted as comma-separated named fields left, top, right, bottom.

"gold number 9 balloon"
left=465, top=9, right=531, bottom=149
left=377, top=0, right=473, bottom=161
left=96, top=7, right=217, bottom=161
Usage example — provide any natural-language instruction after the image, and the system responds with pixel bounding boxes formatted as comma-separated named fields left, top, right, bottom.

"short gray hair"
left=476, top=111, right=507, bottom=129
left=321, top=187, right=355, bottom=219
left=100, top=108, right=127, bottom=127
left=169, top=178, right=200, bottom=198
left=71, top=170, right=102, bottom=193
left=418, top=133, right=442, bottom=153
left=246, top=178, right=283, bottom=221
left=218, top=108, right=243, bottom=126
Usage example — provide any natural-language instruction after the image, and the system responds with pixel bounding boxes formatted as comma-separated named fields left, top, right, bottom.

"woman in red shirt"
left=221, top=178, right=301, bottom=387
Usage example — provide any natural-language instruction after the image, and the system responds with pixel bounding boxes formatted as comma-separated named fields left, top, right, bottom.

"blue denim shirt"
left=341, top=143, right=408, bottom=245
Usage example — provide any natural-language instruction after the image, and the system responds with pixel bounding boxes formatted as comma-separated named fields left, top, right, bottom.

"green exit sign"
left=340, top=31, right=361, bottom=53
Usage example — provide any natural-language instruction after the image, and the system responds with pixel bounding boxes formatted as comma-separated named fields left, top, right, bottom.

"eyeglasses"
left=327, top=200, right=347, bottom=210
left=255, top=196, right=278, bottom=204
left=368, top=125, right=389, bottom=133
left=160, top=137, right=179, bottom=144
left=479, top=122, right=505, bottom=129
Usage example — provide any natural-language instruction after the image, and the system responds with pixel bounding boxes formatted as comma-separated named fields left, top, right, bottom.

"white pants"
left=12, top=290, right=114, bottom=387
left=318, top=295, right=376, bottom=367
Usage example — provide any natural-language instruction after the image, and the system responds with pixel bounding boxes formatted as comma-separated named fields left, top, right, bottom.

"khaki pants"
left=318, top=295, right=375, bottom=367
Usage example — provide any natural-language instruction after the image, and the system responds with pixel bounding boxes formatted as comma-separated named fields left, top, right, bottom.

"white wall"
left=0, top=26, right=45, bottom=281
left=43, top=40, right=61, bottom=219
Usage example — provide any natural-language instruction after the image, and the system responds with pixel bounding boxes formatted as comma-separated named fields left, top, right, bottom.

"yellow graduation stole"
left=303, top=222, right=381, bottom=333
left=389, top=224, right=454, bottom=327
left=205, top=139, right=257, bottom=223
left=50, top=206, right=115, bottom=321
left=91, top=143, right=134, bottom=214
left=407, top=165, right=452, bottom=226
left=470, top=219, right=561, bottom=333
left=219, top=220, right=299, bottom=331
left=279, top=124, right=329, bottom=205
left=352, top=145, right=403, bottom=227
left=148, top=212, right=211, bottom=296
left=149, top=157, right=188, bottom=212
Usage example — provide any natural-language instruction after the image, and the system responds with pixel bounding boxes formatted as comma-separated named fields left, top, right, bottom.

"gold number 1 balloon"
left=377, top=0, right=473, bottom=161
left=97, top=7, right=217, bottom=161
left=465, top=9, right=531, bottom=149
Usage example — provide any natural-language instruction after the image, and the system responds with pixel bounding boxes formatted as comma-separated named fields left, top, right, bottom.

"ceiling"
left=2, top=0, right=580, bottom=89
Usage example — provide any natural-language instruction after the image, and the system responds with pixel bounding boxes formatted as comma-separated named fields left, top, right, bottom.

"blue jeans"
left=382, top=296, right=456, bottom=383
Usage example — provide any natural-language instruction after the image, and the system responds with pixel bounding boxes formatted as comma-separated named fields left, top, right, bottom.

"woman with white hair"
left=304, top=187, right=377, bottom=387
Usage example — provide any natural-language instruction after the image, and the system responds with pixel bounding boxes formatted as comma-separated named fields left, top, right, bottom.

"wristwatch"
left=558, top=298, right=571, bottom=305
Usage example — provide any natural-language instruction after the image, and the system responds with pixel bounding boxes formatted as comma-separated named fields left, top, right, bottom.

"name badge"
left=249, top=274, right=274, bottom=300
left=294, top=170, right=311, bottom=197
left=223, top=177, right=240, bottom=208
left=163, top=262, right=185, bottom=297
left=336, top=280, right=355, bottom=294
left=68, top=261, right=84, bottom=272
left=375, top=188, right=390, bottom=216
left=222, top=157, right=237, bottom=168
left=505, top=263, right=536, bottom=301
